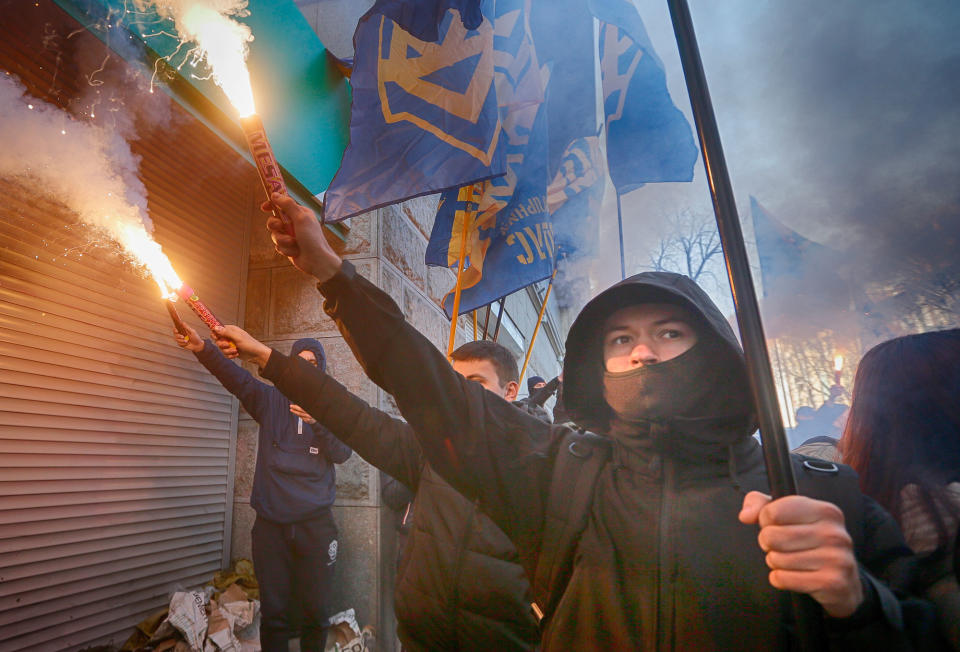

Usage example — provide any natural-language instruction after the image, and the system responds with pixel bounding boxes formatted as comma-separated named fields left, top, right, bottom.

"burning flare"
left=834, top=354, right=844, bottom=372
left=0, top=73, right=184, bottom=300
left=118, top=223, right=183, bottom=298
left=138, top=1, right=294, bottom=233
left=180, top=3, right=256, bottom=116
left=136, top=0, right=256, bottom=116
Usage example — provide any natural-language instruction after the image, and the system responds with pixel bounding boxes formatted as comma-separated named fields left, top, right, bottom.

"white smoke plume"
left=0, top=73, right=150, bottom=230
left=0, top=72, right=179, bottom=293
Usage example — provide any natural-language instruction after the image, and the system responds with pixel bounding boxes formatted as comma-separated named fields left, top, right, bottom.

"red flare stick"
left=164, top=300, right=189, bottom=337
left=240, top=113, right=295, bottom=236
left=176, top=283, right=223, bottom=332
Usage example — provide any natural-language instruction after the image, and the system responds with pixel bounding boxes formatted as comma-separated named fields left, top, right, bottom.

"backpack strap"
left=531, top=429, right=612, bottom=625
left=792, top=455, right=865, bottom=549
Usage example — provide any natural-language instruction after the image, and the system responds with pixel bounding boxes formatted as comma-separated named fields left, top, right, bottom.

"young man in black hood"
left=233, top=193, right=940, bottom=650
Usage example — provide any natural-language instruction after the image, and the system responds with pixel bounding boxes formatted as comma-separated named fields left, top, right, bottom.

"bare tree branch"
left=643, top=210, right=725, bottom=293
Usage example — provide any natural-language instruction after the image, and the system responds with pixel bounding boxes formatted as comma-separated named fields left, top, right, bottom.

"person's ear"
left=504, top=381, right=519, bottom=402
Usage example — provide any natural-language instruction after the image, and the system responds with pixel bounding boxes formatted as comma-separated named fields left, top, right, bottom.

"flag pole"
left=666, top=0, right=821, bottom=647
left=482, top=301, right=494, bottom=339
left=492, top=296, right=506, bottom=341
left=473, top=310, right=478, bottom=341
left=666, top=0, right=794, bottom=498
left=520, top=270, right=557, bottom=382
left=447, top=184, right=478, bottom=358
left=617, top=191, right=626, bottom=279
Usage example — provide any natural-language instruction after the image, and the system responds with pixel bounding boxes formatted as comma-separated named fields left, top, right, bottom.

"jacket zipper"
left=450, top=496, right=479, bottom=649
left=657, top=455, right=676, bottom=652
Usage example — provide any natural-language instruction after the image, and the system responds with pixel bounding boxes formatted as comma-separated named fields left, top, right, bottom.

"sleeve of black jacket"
left=261, top=347, right=423, bottom=492
left=314, top=260, right=556, bottom=577
left=823, top=494, right=949, bottom=649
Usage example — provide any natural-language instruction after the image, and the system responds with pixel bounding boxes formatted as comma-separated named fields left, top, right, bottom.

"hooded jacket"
left=194, top=338, right=352, bottom=523
left=309, top=260, right=940, bottom=651
left=259, top=350, right=539, bottom=652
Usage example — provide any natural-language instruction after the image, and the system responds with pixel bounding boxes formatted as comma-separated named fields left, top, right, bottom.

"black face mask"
left=602, top=337, right=753, bottom=422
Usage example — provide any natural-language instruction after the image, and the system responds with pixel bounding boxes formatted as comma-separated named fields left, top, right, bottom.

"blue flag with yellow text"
left=590, top=0, right=697, bottom=192
left=426, top=65, right=553, bottom=318
left=324, top=0, right=505, bottom=222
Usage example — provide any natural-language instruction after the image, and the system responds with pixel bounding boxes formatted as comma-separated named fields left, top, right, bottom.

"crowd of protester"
left=174, top=190, right=958, bottom=650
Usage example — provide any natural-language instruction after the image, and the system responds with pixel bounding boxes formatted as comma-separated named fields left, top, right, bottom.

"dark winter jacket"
left=310, top=260, right=942, bottom=651
left=194, top=338, right=351, bottom=523
left=259, top=353, right=539, bottom=652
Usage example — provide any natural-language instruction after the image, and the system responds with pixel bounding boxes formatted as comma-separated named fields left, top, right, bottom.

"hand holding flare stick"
left=176, top=283, right=224, bottom=331
left=240, top=114, right=295, bottom=236
left=164, top=299, right=189, bottom=338
left=170, top=283, right=236, bottom=351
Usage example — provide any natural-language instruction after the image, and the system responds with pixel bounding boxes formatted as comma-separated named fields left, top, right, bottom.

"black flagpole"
left=665, top=0, right=822, bottom=648
left=491, top=296, right=506, bottom=342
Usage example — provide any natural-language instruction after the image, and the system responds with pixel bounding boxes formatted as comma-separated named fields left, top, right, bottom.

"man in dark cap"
left=250, top=193, right=940, bottom=650
left=527, top=375, right=547, bottom=395
left=175, top=325, right=352, bottom=652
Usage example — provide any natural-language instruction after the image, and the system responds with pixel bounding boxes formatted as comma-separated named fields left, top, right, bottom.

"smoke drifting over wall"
left=0, top=73, right=167, bottom=272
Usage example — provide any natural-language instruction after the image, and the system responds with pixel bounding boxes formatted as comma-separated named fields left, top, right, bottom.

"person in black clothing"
left=527, top=376, right=547, bottom=394
left=230, top=193, right=941, bottom=650
left=381, top=473, right=414, bottom=575
left=208, top=328, right=540, bottom=652
left=515, top=376, right=560, bottom=424
left=840, top=329, right=960, bottom=648
left=175, top=324, right=352, bottom=652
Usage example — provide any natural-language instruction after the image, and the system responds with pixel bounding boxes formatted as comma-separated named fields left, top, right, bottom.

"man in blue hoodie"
left=175, top=324, right=352, bottom=652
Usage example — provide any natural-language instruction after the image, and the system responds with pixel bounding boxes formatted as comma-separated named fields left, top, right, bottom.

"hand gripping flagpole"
left=447, top=183, right=481, bottom=359
left=665, top=0, right=823, bottom=648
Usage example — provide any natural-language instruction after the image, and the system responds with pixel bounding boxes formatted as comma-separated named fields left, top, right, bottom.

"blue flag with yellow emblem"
left=324, top=0, right=505, bottom=222
left=548, top=135, right=606, bottom=260
left=426, top=60, right=553, bottom=318
left=590, top=0, right=698, bottom=193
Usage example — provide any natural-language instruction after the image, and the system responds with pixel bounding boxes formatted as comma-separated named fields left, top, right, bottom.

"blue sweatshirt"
left=194, top=339, right=352, bottom=523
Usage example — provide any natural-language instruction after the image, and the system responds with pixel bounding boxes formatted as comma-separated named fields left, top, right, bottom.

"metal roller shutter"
left=0, top=2, right=257, bottom=649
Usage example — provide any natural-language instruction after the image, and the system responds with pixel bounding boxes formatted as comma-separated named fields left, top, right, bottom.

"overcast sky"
left=602, top=0, right=960, bottom=328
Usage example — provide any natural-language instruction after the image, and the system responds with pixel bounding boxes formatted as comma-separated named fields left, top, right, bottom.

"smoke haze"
left=597, top=0, right=960, bottom=341
left=0, top=72, right=175, bottom=284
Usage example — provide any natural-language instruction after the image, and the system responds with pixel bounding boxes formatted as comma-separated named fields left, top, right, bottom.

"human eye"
left=659, top=327, right=685, bottom=340
left=607, top=333, right=631, bottom=346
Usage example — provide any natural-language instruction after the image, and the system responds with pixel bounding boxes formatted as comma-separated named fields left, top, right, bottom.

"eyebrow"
left=604, top=317, right=689, bottom=333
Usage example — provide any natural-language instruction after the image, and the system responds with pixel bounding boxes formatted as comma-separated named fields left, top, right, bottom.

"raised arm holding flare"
left=212, top=323, right=540, bottom=651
